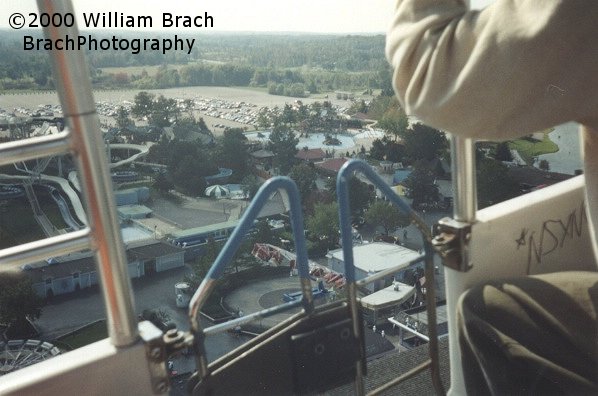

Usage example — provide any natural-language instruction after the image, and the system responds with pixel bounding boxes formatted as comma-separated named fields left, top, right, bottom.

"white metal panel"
left=446, top=175, right=596, bottom=395
left=0, top=338, right=155, bottom=396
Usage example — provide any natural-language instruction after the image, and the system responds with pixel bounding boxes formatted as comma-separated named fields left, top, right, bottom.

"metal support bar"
left=203, top=300, right=303, bottom=336
left=422, top=242, right=446, bottom=395
left=432, top=135, right=477, bottom=272
left=388, top=317, right=431, bottom=342
left=450, top=135, right=477, bottom=222
left=0, top=229, right=91, bottom=270
left=38, top=0, right=138, bottom=347
left=0, top=131, right=71, bottom=167
left=433, top=135, right=477, bottom=272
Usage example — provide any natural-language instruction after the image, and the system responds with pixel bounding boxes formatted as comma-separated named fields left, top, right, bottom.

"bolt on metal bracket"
left=432, top=217, right=473, bottom=272
left=140, top=321, right=194, bottom=394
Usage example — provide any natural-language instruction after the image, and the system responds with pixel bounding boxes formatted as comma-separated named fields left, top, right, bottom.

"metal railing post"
left=450, top=136, right=477, bottom=222
left=37, top=0, right=138, bottom=347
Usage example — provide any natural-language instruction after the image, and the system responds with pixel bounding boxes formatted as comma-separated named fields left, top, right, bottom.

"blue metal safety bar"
left=188, top=176, right=313, bottom=379
left=336, top=159, right=445, bottom=395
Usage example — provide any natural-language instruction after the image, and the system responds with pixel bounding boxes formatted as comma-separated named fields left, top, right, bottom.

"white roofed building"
left=326, top=242, right=421, bottom=292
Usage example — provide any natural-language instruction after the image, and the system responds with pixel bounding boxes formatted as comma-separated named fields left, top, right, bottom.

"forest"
left=0, top=30, right=388, bottom=94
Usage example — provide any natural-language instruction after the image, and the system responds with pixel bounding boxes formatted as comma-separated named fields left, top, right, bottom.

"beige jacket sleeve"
left=385, top=0, right=598, bottom=140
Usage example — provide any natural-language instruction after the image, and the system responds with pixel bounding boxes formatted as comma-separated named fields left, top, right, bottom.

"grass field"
left=0, top=200, right=44, bottom=249
left=509, top=130, right=559, bottom=164
left=55, top=320, right=107, bottom=350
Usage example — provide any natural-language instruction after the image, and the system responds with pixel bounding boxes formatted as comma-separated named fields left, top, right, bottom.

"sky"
left=1, top=0, right=495, bottom=33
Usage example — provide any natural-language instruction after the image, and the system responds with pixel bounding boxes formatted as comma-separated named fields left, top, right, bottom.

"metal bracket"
left=432, top=217, right=473, bottom=272
left=140, top=321, right=194, bottom=394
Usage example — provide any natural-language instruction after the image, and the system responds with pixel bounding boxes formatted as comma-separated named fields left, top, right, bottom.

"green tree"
left=368, top=136, right=406, bottom=163
left=115, top=106, right=134, bottom=132
left=289, top=162, right=317, bottom=204
left=297, top=103, right=309, bottom=123
left=268, top=124, right=298, bottom=174
left=187, top=239, right=220, bottom=288
left=0, top=273, right=44, bottom=328
left=171, top=155, right=208, bottom=196
left=378, top=65, right=395, bottom=97
left=306, top=202, right=339, bottom=249
left=183, top=98, right=195, bottom=117
left=251, top=220, right=276, bottom=245
left=131, top=91, right=155, bottom=119
left=378, top=107, right=409, bottom=141
left=281, top=103, right=297, bottom=126
left=365, top=201, right=410, bottom=235
left=477, top=159, right=520, bottom=208
left=153, top=172, right=173, bottom=193
left=349, top=100, right=368, bottom=114
left=403, top=123, right=448, bottom=161
left=150, top=95, right=180, bottom=127
left=403, top=162, right=440, bottom=208
left=538, top=159, right=550, bottom=171
left=219, top=128, right=250, bottom=180
left=172, top=117, right=197, bottom=140
left=326, top=176, right=374, bottom=215
left=241, top=174, right=261, bottom=200
left=257, top=107, right=271, bottom=129
left=369, top=138, right=386, bottom=160
left=495, top=142, right=513, bottom=162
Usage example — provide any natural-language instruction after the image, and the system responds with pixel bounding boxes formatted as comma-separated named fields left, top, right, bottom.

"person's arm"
left=386, top=0, right=598, bottom=140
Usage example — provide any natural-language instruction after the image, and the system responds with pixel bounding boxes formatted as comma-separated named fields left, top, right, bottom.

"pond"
left=537, top=122, right=582, bottom=175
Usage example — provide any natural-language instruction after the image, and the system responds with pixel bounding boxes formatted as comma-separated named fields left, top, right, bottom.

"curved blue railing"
left=188, top=177, right=313, bottom=332
left=336, top=159, right=444, bottom=395
left=336, top=159, right=432, bottom=283
left=186, top=160, right=441, bottom=392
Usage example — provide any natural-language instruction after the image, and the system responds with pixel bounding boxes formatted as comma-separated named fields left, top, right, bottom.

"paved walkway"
left=225, top=275, right=304, bottom=328
left=35, top=266, right=193, bottom=340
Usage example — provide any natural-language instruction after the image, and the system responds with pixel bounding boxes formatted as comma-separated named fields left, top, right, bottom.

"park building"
left=23, top=240, right=184, bottom=298
left=326, top=242, right=421, bottom=292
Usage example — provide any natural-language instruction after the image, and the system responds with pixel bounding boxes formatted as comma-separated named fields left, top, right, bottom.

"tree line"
left=0, top=30, right=388, bottom=93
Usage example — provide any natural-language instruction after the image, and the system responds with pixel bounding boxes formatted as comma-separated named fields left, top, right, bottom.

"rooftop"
left=328, top=337, right=450, bottom=395
left=117, top=205, right=153, bottom=219
left=295, top=148, right=326, bottom=161
left=24, top=241, right=183, bottom=282
left=360, top=282, right=415, bottom=310
left=315, top=157, right=348, bottom=174
left=127, top=240, right=184, bottom=260
left=170, top=219, right=242, bottom=239
left=327, top=242, right=421, bottom=273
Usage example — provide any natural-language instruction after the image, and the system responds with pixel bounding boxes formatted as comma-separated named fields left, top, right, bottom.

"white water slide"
left=3, top=142, right=150, bottom=228
left=68, top=143, right=150, bottom=192
left=0, top=173, right=88, bottom=226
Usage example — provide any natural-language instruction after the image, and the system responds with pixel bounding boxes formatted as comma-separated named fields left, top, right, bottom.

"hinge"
left=140, top=321, right=194, bottom=394
left=432, top=217, right=473, bottom=272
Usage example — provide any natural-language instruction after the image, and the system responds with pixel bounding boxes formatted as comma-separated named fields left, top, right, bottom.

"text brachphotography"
left=23, top=35, right=196, bottom=55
